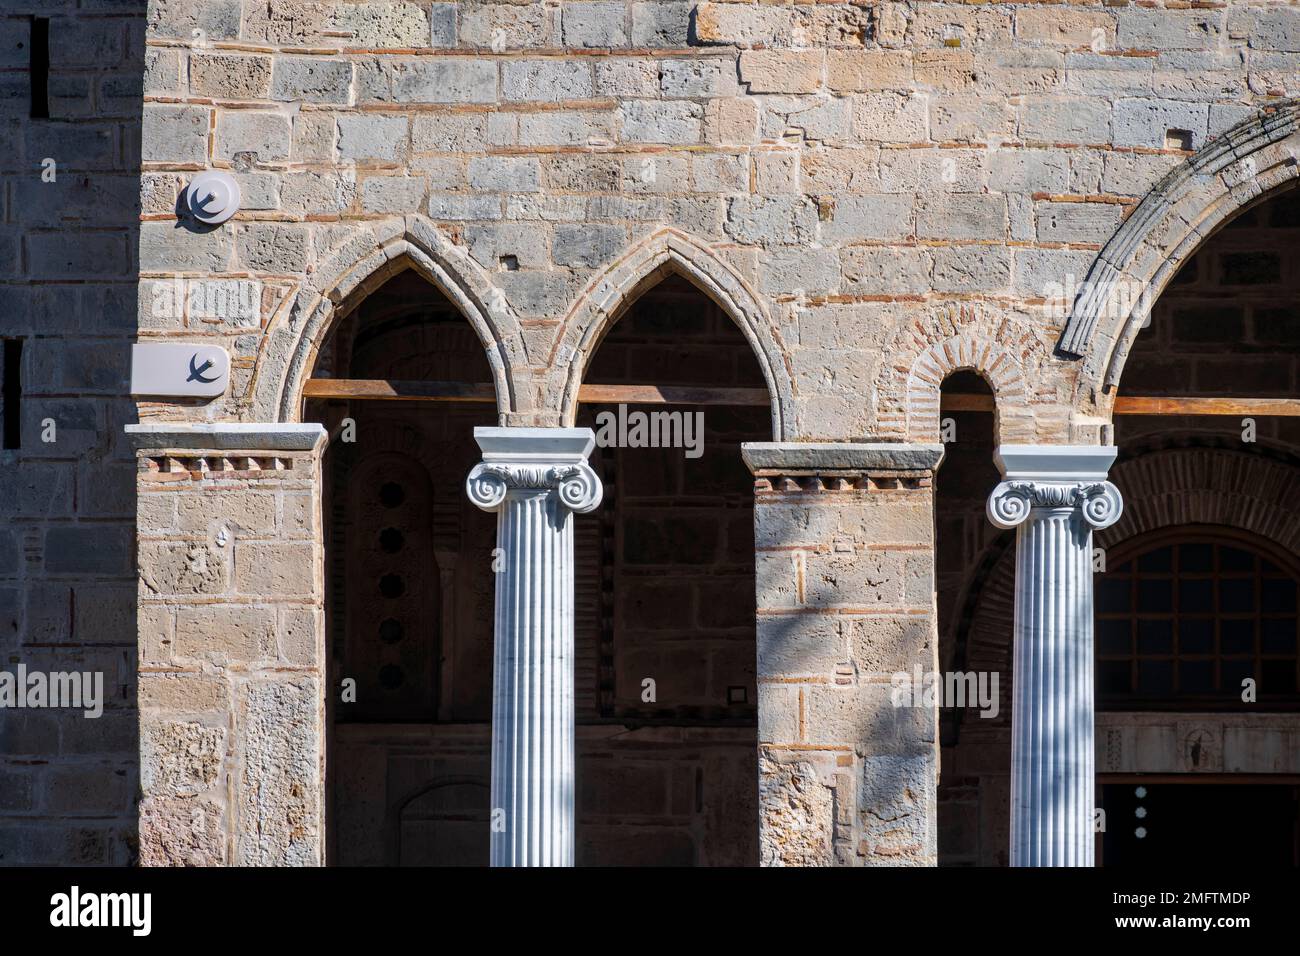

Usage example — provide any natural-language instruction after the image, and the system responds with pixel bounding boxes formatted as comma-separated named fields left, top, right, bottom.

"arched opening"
left=307, top=266, right=498, bottom=865
left=930, top=370, right=1009, bottom=866
left=1098, top=187, right=1300, bottom=867
left=572, top=271, right=769, bottom=865
left=1096, top=526, right=1299, bottom=710
left=938, top=185, right=1300, bottom=865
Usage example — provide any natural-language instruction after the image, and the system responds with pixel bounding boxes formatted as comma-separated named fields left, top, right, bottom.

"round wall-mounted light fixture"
left=185, top=171, right=241, bottom=226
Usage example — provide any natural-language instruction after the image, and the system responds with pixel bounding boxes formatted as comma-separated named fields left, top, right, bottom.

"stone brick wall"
left=134, top=0, right=1300, bottom=442
left=135, top=438, right=326, bottom=865
left=0, top=1, right=145, bottom=865
left=750, top=450, right=940, bottom=865
left=5, top=0, right=1299, bottom=864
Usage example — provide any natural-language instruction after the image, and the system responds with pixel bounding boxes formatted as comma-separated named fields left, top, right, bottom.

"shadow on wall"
left=0, top=4, right=145, bottom=864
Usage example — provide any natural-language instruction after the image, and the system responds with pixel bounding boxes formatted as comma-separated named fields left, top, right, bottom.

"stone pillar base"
left=743, top=442, right=945, bottom=866
left=127, top=424, right=327, bottom=866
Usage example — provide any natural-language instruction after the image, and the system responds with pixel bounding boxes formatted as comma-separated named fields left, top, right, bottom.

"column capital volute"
left=987, top=444, right=1122, bottom=530
left=466, top=426, right=603, bottom=514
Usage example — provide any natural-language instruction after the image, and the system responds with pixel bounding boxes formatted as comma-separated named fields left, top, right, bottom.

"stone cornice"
left=742, top=442, right=945, bottom=477
left=124, top=422, right=327, bottom=453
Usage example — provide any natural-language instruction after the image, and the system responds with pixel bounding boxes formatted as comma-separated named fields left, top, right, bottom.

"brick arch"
left=1058, top=100, right=1300, bottom=407
left=878, top=305, right=1037, bottom=444
left=249, top=215, right=520, bottom=423
left=1098, top=444, right=1300, bottom=555
left=547, top=227, right=794, bottom=441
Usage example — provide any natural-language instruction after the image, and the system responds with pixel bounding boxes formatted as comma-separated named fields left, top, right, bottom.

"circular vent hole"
left=379, top=574, right=405, bottom=598
left=379, top=527, right=405, bottom=553
left=378, top=618, right=404, bottom=644
left=379, top=482, right=405, bottom=507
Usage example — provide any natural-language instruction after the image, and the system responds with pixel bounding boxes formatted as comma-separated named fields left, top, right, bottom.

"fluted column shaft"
left=466, top=427, right=602, bottom=867
left=988, top=445, right=1122, bottom=868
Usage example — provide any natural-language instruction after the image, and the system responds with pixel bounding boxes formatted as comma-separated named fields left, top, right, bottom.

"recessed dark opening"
left=2, top=339, right=23, bottom=450
left=29, top=18, right=49, bottom=120
left=379, top=527, right=405, bottom=553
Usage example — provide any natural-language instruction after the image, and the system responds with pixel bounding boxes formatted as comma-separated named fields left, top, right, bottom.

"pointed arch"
left=548, top=228, right=794, bottom=441
left=249, top=215, right=520, bottom=423
left=1058, top=101, right=1300, bottom=406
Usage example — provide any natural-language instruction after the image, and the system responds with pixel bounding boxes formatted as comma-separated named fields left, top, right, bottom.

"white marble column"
left=987, top=445, right=1122, bottom=867
left=466, top=427, right=603, bottom=867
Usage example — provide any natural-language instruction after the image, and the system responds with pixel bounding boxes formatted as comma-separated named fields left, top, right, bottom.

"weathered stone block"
left=620, top=99, right=702, bottom=144
left=822, top=195, right=914, bottom=242
left=758, top=615, right=844, bottom=678
left=562, top=2, right=628, bottom=48
left=1112, top=98, right=1209, bottom=149
left=467, top=222, right=550, bottom=271
left=847, top=617, right=935, bottom=675
left=139, top=672, right=229, bottom=712
left=215, top=111, right=291, bottom=163
left=138, top=541, right=228, bottom=597
left=189, top=53, right=272, bottom=100
left=271, top=56, right=354, bottom=105
left=739, top=50, right=824, bottom=94
left=338, top=114, right=409, bottom=162
left=631, top=1, right=691, bottom=48
left=333, top=2, right=430, bottom=48
left=660, top=58, right=738, bottom=98
left=235, top=678, right=322, bottom=865
left=468, top=156, right=542, bottom=192
left=236, top=223, right=312, bottom=273
left=553, top=223, right=625, bottom=268
left=142, top=104, right=209, bottom=164
left=141, top=719, right=224, bottom=797
left=932, top=245, right=1011, bottom=294
left=360, top=175, right=425, bottom=213
left=916, top=194, right=1006, bottom=241
left=139, top=796, right=226, bottom=866
left=759, top=753, right=834, bottom=866
left=1035, top=201, right=1123, bottom=245
left=233, top=541, right=316, bottom=597
left=826, top=50, right=912, bottom=92
left=724, top=195, right=818, bottom=245
left=175, top=604, right=277, bottom=664
left=503, top=60, right=593, bottom=102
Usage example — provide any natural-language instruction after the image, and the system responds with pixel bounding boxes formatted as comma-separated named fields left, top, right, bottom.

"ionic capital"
left=465, top=427, right=603, bottom=515
left=986, top=444, right=1123, bottom=531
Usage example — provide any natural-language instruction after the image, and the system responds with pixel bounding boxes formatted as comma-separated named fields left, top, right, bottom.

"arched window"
left=1096, top=527, right=1300, bottom=709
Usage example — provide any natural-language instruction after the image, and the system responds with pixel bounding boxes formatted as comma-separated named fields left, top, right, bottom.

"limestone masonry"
left=1, top=0, right=1298, bottom=866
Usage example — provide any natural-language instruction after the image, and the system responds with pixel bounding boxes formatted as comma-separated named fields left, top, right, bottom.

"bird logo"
left=186, top=353, right=218, bottom=384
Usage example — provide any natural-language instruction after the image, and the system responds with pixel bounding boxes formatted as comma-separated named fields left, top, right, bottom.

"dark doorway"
left=1100, top=782, right=1300, bottom=866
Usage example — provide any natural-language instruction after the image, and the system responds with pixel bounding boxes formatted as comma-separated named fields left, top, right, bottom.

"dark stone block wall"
left=0, top=1, right=145, bottom=865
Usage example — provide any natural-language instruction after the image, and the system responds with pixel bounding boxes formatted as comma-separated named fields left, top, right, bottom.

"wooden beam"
left=577, top=383, right=771, bottom=406
left=1111, top=396, right=1300, bottom=417
left=303, top=379, right=497, bottom=402
left=304, top=380, right=1300, bottom=417
left=304, top=378, right=771, bottom=406
left=937, top=394, right=996, bottom=412
left=937, top=394, right=1300, bottom=417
